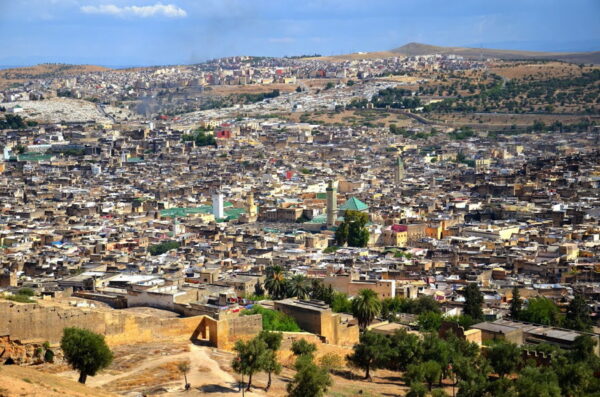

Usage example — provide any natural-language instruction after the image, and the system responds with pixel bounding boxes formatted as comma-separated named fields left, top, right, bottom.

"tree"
left=346, top=331, right=389, bottom=380
left=319, top=352, right=343, bottom=373
left=336, top=210, right=370, bottom=247
left=486, top=340, right=521, bottom=378
left=454, top=356, right=491, bottom=397
left=418, top=311, right=443, bottom=332
left=351, top=289, right=382, bottom=330
left=334, top=221, right=349, bottom=246
left=520, top=297, right=561, bottom=326
left=564, top=293, right=592, bottom=331
left=291, top=338, right=317, bottom=357
left=387, top=328, right=423, bottom=371
left=264, top=265, right=287, bottom=300
left=231, top=337, right=268, bottom=391
left=259, top=331, right=283, bottom=391
left=510, top=286, right=522, bottom=319
left=407, top=361, right=442, bottom=392
left=177, top=362, right=190, bottom=388
left=60, top=327, right=113, bottom=384
left=330, top=292, right=352, bottom=313
left=262, top=350, right=282, bottom=391
left=422, top=361, right=442, bottom=391
left=287, top=275, right=310, bottom=299
left=462, top=283, right=483, bottom=320
left=287, top=354, right=332, bottom=397
left=253, top=280, right=265, bottom=297
left=514, top=366, right=561, bottom=397
left=412, top=295, right=441, bottom=314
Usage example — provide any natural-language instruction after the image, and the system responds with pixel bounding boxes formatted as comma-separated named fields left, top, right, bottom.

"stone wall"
left=0, top=301, right=202, bottom=346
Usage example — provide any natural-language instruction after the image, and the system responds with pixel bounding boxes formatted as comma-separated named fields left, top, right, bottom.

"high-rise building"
left=326, top=180, right=337, bottom=227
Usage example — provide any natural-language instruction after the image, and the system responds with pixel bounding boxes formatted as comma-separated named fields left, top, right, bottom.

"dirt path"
left=57, top=343, right=265, bottom=396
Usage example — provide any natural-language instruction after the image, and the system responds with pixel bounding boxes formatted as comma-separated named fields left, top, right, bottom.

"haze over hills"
left=391, top=42, right=600, bottom=64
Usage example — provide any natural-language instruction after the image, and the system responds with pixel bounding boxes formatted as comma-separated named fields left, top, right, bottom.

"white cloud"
left=81, top=3, right=187, bottom=18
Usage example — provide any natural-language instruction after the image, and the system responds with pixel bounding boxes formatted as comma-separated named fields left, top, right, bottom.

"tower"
left=326, top=180, right=337, bottom=227
left=247, top=191, right=257, bottom=218
left=212, top=189, right=224, bottom=219
left=394, top=157, right=405, bottom=185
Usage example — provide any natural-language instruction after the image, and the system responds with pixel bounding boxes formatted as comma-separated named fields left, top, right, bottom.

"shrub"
left=241, top=305, right=301, bottom=332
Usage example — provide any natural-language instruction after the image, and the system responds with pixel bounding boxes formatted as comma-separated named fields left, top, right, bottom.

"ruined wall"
left=214, top=314, right=262, bottom=350
left=0, top=301, right=203, bottom=346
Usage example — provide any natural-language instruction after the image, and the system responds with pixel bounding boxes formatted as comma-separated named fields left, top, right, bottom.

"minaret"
left=326, top=180, right=337, bottom=227
left=394, top=157, right=404, bottom=185
left=247, top=191, right=257, bottom=217
left=212, top=189, right=225, bottom=219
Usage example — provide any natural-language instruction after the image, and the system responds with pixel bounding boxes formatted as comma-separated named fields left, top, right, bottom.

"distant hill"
left=391, top=42, right=600, bottom=64
left=0, top=63, right=111, bottom=89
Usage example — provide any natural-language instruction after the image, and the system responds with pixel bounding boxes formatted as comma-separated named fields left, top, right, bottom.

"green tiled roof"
left=316, top=192, right=327, bottom=200
left=11, top=153, right=55, bottom=162
left=160, top=202, right=234, bottom=218
left=339, top=197, right=369, bottom=212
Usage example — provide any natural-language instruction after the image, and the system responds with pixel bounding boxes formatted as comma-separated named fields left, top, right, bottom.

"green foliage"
left=514, top=366, right=561, bottom=397
left=291, top=338, right=317, bottom=357
left=486, top=340, right=521, bottom=378
left=60, top=327, right=113, bottom=384
left=449, top=127, right=476, bottom=140
left=319, top=352, right=343, bottom=373
left=242, top=305, right=301, bottom=332
left=371, top=87, right=422, bottom=109
left=351, top=289, right=382, bottom=329
left=240, top=89, right=280, bottom=103
left=335, top=210, right=370, bottom=247
left=347, top=331, right=390, bottom=380
left=510, top=287, right=522, bottom=319
left=418, top=312, right=443, bottom=332
left=4, top=292, right=35, bottom=303
left=519, top=297, right=561, bottom=326
left=259, top=330, right=283, bottom=351
left=253, top=280, right=265, bottom=297
left=287, top=354, right=332, bottom=397
left=231, top=337, right=268, bottom=391
left=18, top=288, right=35, bottom=296
left=287, top=275, right=310, bottom=299
left=387, top=329, right=423, bottom=371
left=564, top=293, right=592, bottom=331
left=0, top=114, right=27, bottom=130
left=264, top=265, right=287, bottom=299
left=258, top=331, right=283, bottom=391
left=330, top=292, right=352, bottom=313
left=322, top=246, right=340, bottom=254
left=181, top=130, right=216, bottom=147
left=462, top=283, right=483, bottom=321
left=148, top=240, right=180, bottom=256
left=324, top=82, right=335, bottom=90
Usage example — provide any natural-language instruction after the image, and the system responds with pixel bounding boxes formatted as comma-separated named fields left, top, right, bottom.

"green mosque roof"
left=339, top=197, right=369, bottom=212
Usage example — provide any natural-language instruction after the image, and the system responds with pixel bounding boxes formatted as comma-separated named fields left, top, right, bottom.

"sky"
left=0, top=0, right=599, bottom=67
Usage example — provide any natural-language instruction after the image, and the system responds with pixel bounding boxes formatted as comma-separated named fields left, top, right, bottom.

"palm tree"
left=264, top=265, right=286, bottom=300
left=287, top=275, right=310, bottom=299
left=351, top=289, right=382, bottom=330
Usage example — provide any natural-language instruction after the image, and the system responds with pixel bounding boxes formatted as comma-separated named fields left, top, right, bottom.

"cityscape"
left=0, top=1, right=600, bottom=396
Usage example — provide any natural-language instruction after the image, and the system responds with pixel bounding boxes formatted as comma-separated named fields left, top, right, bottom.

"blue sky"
left=1, top=0, right=599, bottom=67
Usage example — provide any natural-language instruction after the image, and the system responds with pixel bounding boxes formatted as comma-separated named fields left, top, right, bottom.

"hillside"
left=0, top=64, right=111, bottom=89
left=391, top=42, right=600, bottom=64
left=0, top=365, right=117, bottom=397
